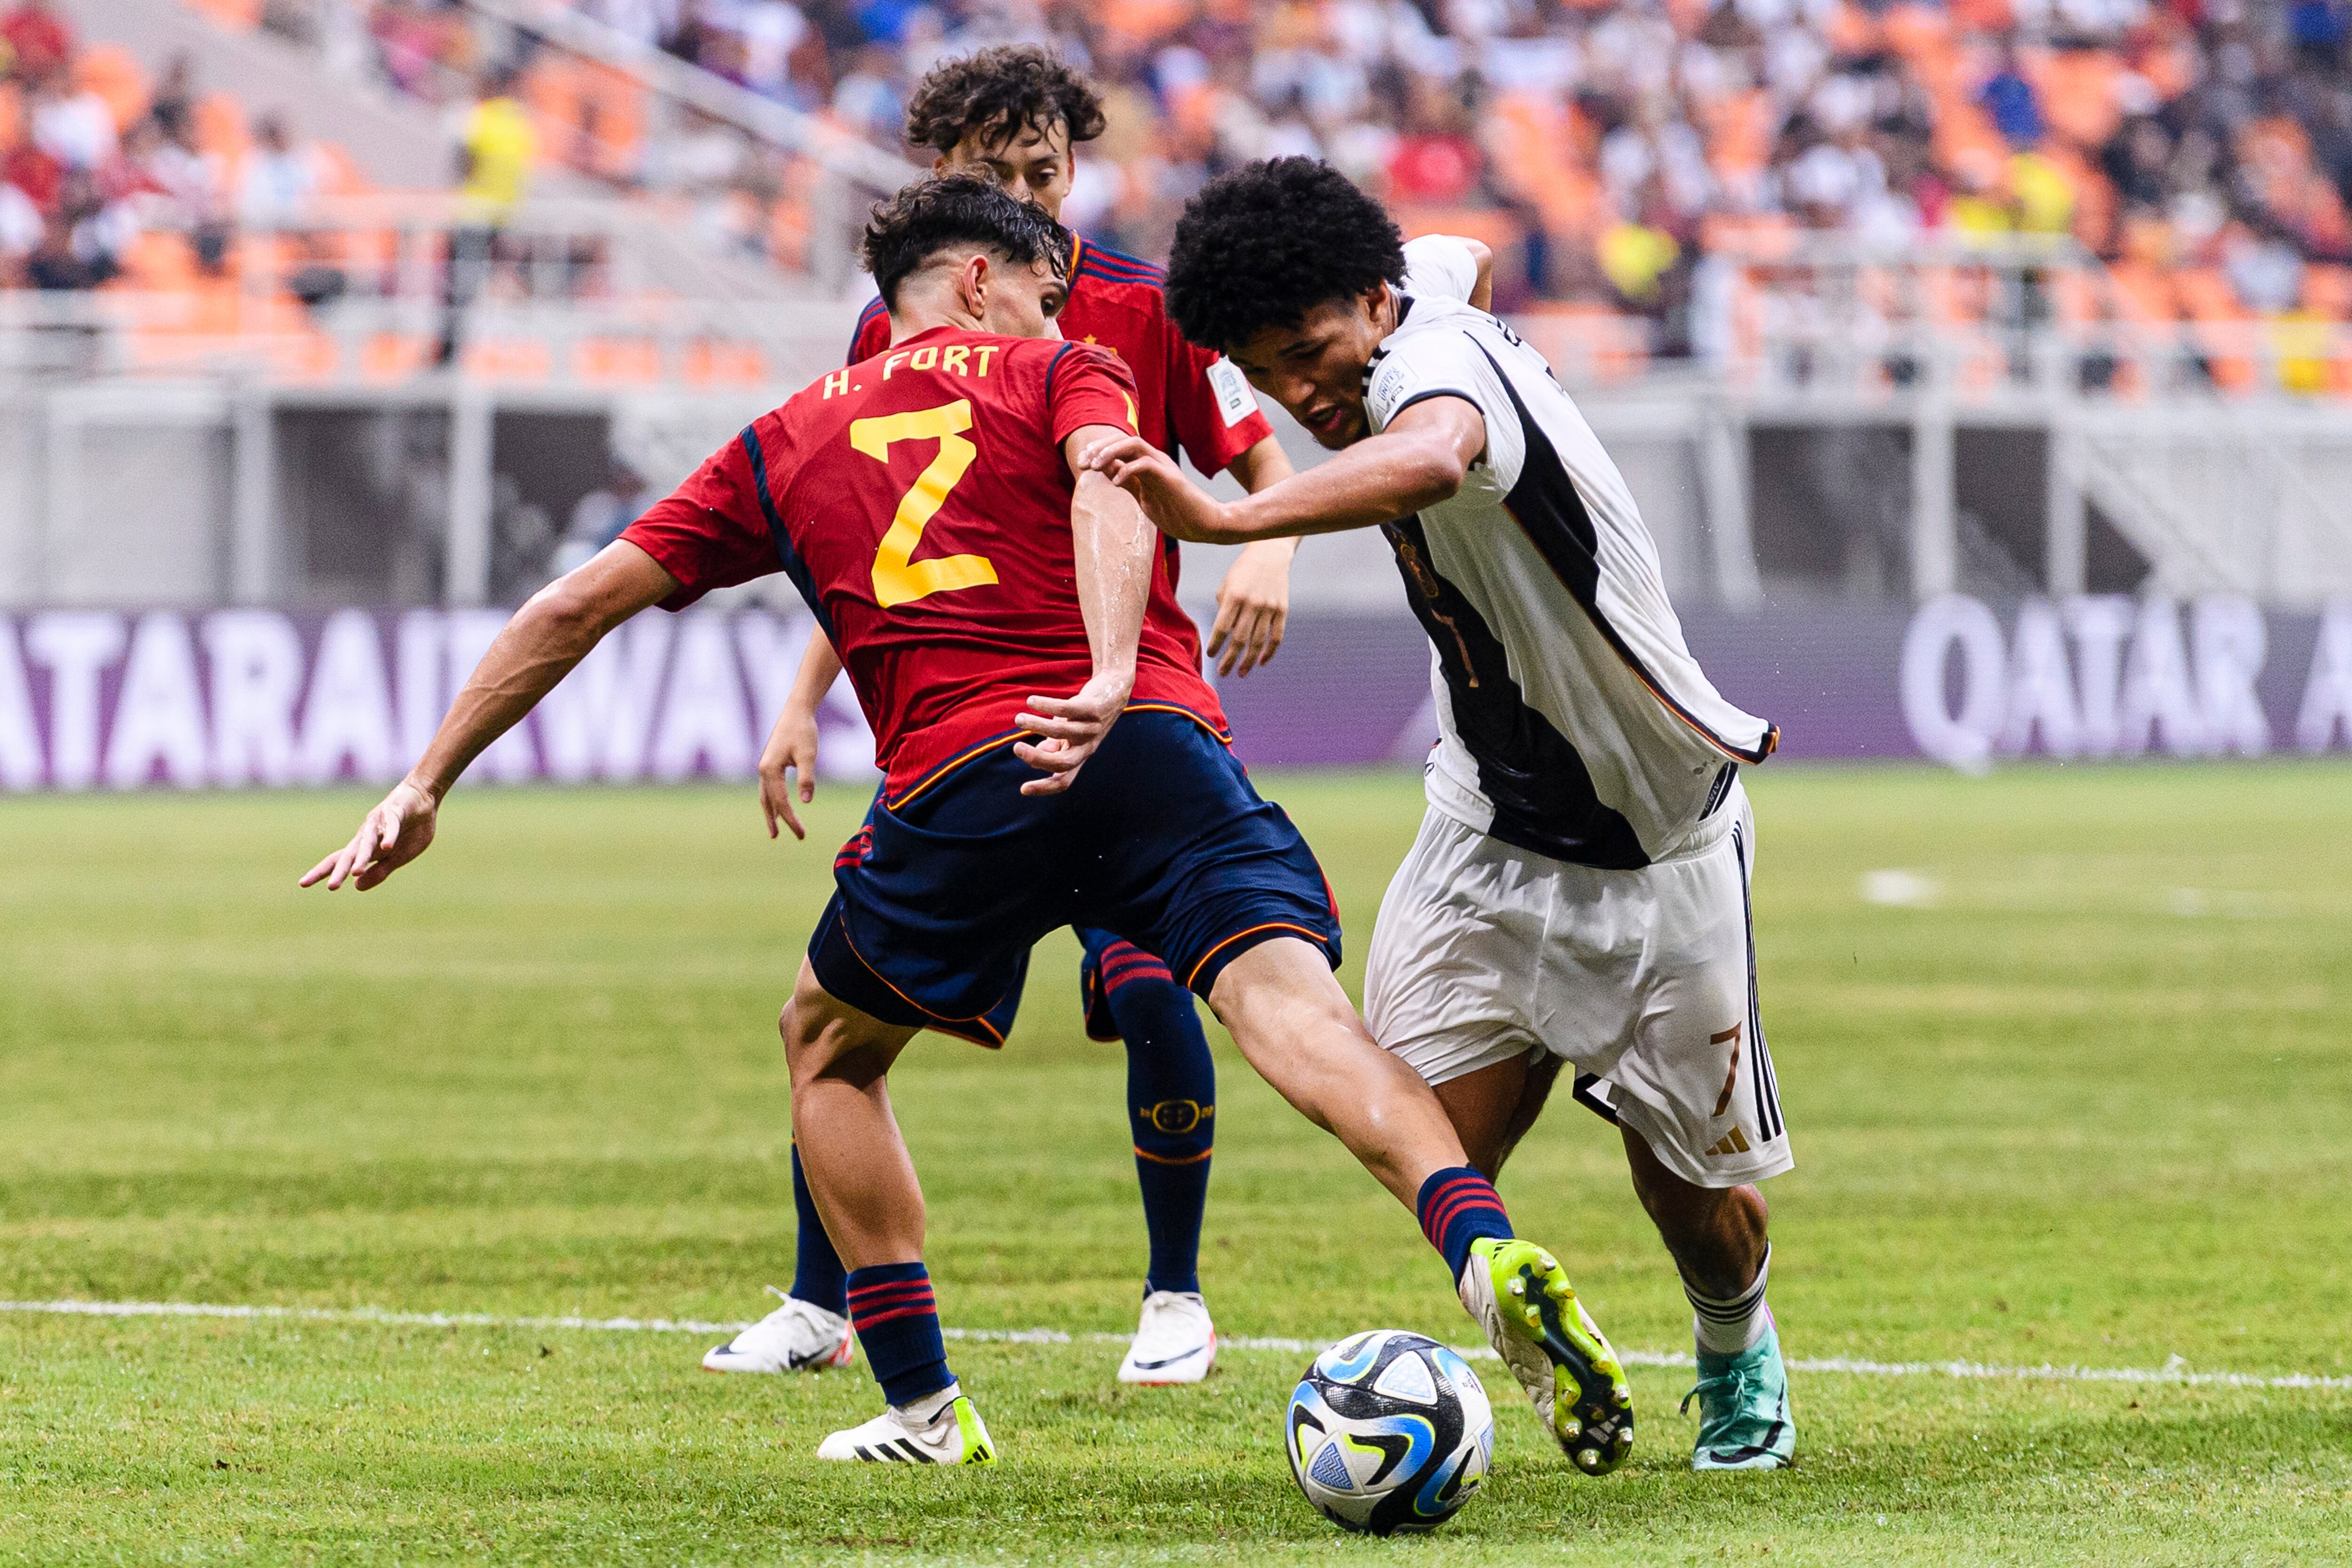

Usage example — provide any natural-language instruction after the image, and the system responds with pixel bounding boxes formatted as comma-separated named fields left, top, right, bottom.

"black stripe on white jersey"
left=1469, top=342, right=1777, bottom=766
left=1381, top=515, right=1649, bottom=869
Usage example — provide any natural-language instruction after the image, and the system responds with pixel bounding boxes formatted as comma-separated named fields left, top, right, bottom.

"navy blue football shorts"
left=807, top=708, right=1341, bottom=1045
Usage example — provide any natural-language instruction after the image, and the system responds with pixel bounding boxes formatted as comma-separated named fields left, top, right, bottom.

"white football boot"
left=817, top=1383, right=997, bottom=1464
left=1116, top=1290, right=1217, bottom=1385
left=700, top=1287, right=854, bottom=1373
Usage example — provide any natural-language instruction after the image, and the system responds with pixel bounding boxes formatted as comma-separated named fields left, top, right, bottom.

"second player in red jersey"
left=623, top=325, right=1222, bottom=800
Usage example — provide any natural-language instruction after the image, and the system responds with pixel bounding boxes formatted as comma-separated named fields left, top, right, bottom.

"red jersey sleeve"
left=617, top=433, right=779, bottom=611
left=1163, top=319, right=1274, bottom=477
left=1047, top=340, right=1141, bottom=446
left=847, top=295, right=890, bottom=366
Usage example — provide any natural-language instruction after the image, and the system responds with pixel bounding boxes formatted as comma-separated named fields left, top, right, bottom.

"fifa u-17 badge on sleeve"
left=1208, top=358, right=1255, bottom=428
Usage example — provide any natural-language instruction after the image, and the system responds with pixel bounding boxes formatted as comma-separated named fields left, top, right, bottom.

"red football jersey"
left=849, top=236, right=1277, bottom=668
left=622, top=327, right=1229, bottom=799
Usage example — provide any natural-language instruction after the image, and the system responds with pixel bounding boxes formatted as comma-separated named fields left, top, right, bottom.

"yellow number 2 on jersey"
left=850, top=399, right=999, bottom=608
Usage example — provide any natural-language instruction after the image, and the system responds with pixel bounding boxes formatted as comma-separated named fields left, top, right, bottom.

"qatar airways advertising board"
left=0, top=596, right=2346, bottom=792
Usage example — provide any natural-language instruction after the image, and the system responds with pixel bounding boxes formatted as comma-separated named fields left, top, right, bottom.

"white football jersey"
left=1365, top=278, right=1776, bottom=868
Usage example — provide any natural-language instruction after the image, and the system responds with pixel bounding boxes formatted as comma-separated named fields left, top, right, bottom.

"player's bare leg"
left=780, top=961, right=996, bottom=1465
left=1621, top=1127, right=1766, bottom=1298
left=1621, top=1126, right=1793, bottom=1470
left=1433, top=1052, right=1564, bottom=1180
left=1207, top=939, right=1631, bottom=1473
left=1205, top=938, right=1466, bottom=1204
left=781, top=963, right=924, bottom=1268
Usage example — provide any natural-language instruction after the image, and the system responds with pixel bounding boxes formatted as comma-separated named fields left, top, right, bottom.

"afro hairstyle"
left=1164, top=158, right=1406, bottom=353
left=903, top=45, right=1107, bottom=155
left=860, top=172, right=1071, bottom=310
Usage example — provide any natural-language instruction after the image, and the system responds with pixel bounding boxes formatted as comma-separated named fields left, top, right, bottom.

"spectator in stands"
left=0, top=177, right=39, bottom=284
left=25, top=169, right=120, bottom=289
left=239, top=112, right=321, bottom=229
left=30, top=72, right=117, bottom=172
left=439, top=63, right=537, bottom=365
left=146, top=52, right=199, bottom=145
left=0, top=0, right=72, bottom=86
left=1, top=89, right=56, bottom=209
left=1978, top=41, right=2046, bottom=150
left=134, top=112, right=231, bottom=272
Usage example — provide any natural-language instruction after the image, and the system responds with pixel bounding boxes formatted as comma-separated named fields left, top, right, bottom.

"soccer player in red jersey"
left=720, top=48, right=1303, bottom=1388
left=301, top=177, right=1606, bottom=1469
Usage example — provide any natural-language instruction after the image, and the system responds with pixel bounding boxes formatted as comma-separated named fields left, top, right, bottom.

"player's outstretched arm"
left=758, top=631, right=842, bottom=841
left=1081, top=396, right=1487, bottom=546
left=300, top=541, right=679, bottom=891
left=1209, top=436, right=1299, bottom=678
left=1014, top=424, right=1159, bottom=796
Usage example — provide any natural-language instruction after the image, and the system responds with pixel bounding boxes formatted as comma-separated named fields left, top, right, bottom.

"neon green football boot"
left=1459, top=1238, right=1634, bottom=1474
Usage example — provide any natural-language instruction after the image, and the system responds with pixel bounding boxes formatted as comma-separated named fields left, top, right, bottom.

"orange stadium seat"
left=685, top=340, right=768, bottom=387
left=363, top=334, right=434, bottom=383
left=463, top=337, right=554, bottom=382
left=118, top=230, right=200, bottom=290
left=2105, top=261, right=2178, bottom=323
left=574, top=336, right=661, bottom=385
left=1824, top=3, right=1881, bottom=59
left=2302, top=263, right=2352, bottom=319
left=74, top=46, right=148, bottom=132
left=1704, top=91, right=1774, bottom=184
left=194, top=93, right=247, bottom=165
left=182, top=0, right=264, bottom=31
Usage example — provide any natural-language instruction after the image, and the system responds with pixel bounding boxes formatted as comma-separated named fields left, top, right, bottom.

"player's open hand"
left=759, top=705, right=822, bottom=841
left=300, top=779, right=438, bottom=892
left=1013, top=670, right=1133, bottom=796
left=1078, top=433, right=1231, bottom=543
left=1210, top=539, right=1295, bottom=677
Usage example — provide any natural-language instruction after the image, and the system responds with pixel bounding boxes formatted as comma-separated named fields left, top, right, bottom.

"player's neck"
left=886, top=310, right=982, bottom=345
left=886, top=286, right=984, bottom=345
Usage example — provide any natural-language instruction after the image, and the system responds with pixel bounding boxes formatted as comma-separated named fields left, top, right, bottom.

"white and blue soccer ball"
left=1286, top=1329, right=1494, bottom=1535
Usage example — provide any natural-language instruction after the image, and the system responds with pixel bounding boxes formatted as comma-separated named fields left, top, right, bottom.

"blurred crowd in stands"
left=16, top=0, right=2352, bottom=366
left=320, top=0, right=2352, bottom=340
left=0, top=0, right=356, bottom=292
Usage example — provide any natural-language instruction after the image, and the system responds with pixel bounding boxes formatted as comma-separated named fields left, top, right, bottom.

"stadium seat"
left=181, top=0, right=263, bottom=31
left=74, top=46, right=148, bottom=132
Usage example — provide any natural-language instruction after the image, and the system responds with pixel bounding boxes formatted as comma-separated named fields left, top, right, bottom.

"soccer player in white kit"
left=1081, top=158, right=1796, bottom=1472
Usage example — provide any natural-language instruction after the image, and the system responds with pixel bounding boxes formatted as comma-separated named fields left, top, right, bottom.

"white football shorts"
left=1363, top=785, right=1792, bottom=1189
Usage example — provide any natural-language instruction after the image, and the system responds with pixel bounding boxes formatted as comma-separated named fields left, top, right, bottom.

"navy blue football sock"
left=1416, top=1166, right=1514, bottom=1282
left=1091, top=933, right=1215, bottom=1298
left=788, top=1145, right=849, bottom=1317
left=845, top=1262, right=954, bottom=1409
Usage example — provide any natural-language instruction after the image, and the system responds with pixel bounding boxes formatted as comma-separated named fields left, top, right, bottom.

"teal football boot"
left=1682, top=1321, right=1795, bottom=1471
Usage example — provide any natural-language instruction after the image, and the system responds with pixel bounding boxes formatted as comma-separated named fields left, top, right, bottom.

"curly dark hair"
left=903, top=45, right=1107, bottom=155
left=860, top=173, right=1072, bottom=308
left=1165, top=158, right=1406, bottom=353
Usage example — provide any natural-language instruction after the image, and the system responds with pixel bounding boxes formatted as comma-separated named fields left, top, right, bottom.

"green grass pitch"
left=2, top=763, right=2349, bottom=1565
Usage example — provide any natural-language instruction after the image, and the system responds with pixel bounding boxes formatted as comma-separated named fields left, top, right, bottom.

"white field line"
left=4, top=1297, right=2348, bottom=1393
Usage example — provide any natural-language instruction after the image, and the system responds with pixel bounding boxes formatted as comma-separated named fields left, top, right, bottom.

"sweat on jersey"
left=1368, top=270, right=1776, bottom=869
left=620, top=328, right=1226, bottom=803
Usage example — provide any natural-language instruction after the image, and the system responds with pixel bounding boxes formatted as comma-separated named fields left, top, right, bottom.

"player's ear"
left=959, top=251, right=990, bottom=318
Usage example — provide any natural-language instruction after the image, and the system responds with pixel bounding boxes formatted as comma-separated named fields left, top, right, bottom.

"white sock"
left=897, top=1381, right=961, bottom=1425
left=1685, top=1245, right=1772, bottom=1357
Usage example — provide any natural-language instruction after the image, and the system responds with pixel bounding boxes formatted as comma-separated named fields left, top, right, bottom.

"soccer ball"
left=1285, top=1329, right=1494, bottom=1535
